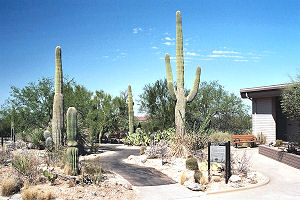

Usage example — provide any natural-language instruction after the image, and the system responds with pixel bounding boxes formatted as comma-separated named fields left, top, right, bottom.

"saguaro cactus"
left=52, top=46, right=64, bottom=148
left=165, top=11, right=201, bottom=136
left=128, top=85, right=134, bottom=135
left=66, top=107, right=79, bottom=175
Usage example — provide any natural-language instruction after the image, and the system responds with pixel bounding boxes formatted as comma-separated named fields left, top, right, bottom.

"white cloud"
left=152, top=46, right=158, bottom=49
left=133, top=27, right=142, bottom=34
left=185, top=52, right=198, bottom=56
left=208, top=54, right=243, bottom=58
left=165, top=37, right=173, bottom=41
left=212, top=50, right=240, bottom=54
left=162, top=42, right=174, bottom=46
left=102, top=56, right=109, bottom=59
left=120, top=52, right=127, bottom=56
left=233, top=59, right=248, bottom=62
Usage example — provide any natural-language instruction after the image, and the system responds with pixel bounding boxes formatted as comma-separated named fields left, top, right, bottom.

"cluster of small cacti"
left=194, top=170, right=202, bottom=183
left=186, top=157, right=199, bottom=170
left=165, top=11, right=201, bottom=136
left=52, top=46, right=64, bottom=149
left=66, top=107, right=79, bottom=175
left=44, top=130, right=53, bottom=151
left=128, top=85, right=134, bottom=135
left=40, top=169, right=57, bottom=185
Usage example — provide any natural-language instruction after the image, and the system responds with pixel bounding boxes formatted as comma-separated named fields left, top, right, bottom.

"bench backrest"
left=232, top=135, right=255, bottom=141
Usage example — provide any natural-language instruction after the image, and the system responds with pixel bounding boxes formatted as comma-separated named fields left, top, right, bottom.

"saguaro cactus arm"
left=165, top=54, right=177, bottom=100
left=186, top=66, right=201, bottom=102
left=55, top=46, right=63, bottom=94
left=176, top=11, right=184, bottom=89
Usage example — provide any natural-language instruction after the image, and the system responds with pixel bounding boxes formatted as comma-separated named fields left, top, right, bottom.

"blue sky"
left=1, top=0, right=300, bottom=112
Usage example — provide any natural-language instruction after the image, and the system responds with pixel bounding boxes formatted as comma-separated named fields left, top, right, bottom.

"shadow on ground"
left=99, top=144, right=176, bottom=186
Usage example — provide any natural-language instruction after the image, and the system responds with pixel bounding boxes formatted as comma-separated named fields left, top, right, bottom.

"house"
left=240, top=83, right=299, bottom=143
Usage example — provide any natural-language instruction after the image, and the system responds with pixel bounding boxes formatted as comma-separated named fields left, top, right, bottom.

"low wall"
left=259, top=145, right=300, bottom=170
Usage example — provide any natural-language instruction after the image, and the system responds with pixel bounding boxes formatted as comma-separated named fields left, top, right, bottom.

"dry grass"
left=180, top=171, right=187, bottom=185
left=22, top=185, right=53, bottom=200
left=1, top=176, right=22, bottom=196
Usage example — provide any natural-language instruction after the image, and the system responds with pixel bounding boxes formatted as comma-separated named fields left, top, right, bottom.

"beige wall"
left=252, top=98, right=276, bottom=143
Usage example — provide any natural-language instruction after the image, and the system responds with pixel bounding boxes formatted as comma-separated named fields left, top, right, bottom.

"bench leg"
left=235, top=143, right=238, bottom=148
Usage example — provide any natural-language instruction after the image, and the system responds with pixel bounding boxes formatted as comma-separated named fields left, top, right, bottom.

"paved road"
left=207, top=148, right=300, bottom=200
left=99, top=144, right=176, bottom=186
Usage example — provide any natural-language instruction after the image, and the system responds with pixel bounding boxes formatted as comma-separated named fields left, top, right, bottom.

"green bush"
left=186, top=157, right=199, bottom=170
left=274, top=140, right=283, bottom=147
left=12, top=154, right=39, bottom=183
left=140, top=146, right=146, bottom=155
left=209, top=131, right=232, bottom=143
left=81, top=160, right=103, bottom=185
left=28, top=129, right=44, bottom=149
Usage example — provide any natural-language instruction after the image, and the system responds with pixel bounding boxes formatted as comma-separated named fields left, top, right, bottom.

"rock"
left=229, top=175, right=241, bottom=183
left=140, top=155, right=147, bottom=163
left=128, top=155, right=135, bottom=160
left=9, top=194, right=22, bottom=200
left=186, top=182, right=202, bottom=191
left=27, top=143, right=34, bottom=149
left=248, top=179, right=258, bottom=184
left=212, top=176, right=221, bottom=182
left=247, top=172, right=256, bottom=179
left=185, top=170, right=194, bottom=182
left=123, top=183, right=132, bottom=190
left=0, top=196, right=9, bottom=200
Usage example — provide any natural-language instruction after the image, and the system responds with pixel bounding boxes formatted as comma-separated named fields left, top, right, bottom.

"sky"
left=1, top=0, right=300, bottom=113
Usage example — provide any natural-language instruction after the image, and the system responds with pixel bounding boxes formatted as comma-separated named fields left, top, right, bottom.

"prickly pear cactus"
left=52, top=46, right=64, bottom=148
left=128, top=85, right=134, bottom=135
left=66, top=107, right=79, bottom=175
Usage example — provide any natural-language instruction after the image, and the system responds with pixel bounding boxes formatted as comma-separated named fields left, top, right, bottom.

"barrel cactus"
left=128, top=85, right=134, bottom=135
left=165, top=11, right=201, bottom=136
left=66, top=107, right=79, bottom=175
left=52, top=46, right=64, bottom=148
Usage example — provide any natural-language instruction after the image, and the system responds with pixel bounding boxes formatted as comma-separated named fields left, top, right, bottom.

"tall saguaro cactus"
left=165, top=11, right=201, bottom=136
left=128, top=85, right=134, bottom=135
left=66, top=107, right=79, bottom=175
left=52, top=46, right=64, bottom=148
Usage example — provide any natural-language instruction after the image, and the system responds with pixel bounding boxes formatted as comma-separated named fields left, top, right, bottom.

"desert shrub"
left=209, top=131, right=232, bottom=143
left=1, top=176, right=22, bottom=196
left=186, top=157, right=199, bottom=170
left=145, top=141, right=169, bottom=159
left=194, top=170, right=202, bottom=183
left=40, top=169, right=57, bottom=185
left=81, top=160, right=103, bottom=185
left=22, top=185, right=53, bottom=200
left=0, top=150, right=12, bottom=165
left=170, top=132, right=209, bottom=158
left=257, top=133, right=267, bottom=144
left=140, top=146, right=146, bottom=155
left=28, top=129, right=44, bottom=149
left=12, top=154, right=39, bottom=183
left=232, top=151, right=251, bottom=174
left=274, top=140, right=283, bottom=147
left=46, top=148, right=67, bottom=168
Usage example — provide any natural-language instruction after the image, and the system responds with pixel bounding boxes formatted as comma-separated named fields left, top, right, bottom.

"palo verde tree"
left=165, top=11, right=201, bottom=136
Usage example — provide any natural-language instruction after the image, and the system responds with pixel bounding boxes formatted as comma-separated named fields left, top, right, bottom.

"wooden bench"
left=232, top=135, right=258, bottom=148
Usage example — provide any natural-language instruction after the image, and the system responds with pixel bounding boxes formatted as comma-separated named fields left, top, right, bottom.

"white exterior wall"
left=252, top=98, right=276, bottom=143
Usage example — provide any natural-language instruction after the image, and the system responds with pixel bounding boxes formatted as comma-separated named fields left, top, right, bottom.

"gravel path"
left=99, top=144, right=176, bottom=186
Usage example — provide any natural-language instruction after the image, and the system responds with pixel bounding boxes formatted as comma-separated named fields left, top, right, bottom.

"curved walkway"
left=99, top=144, right=176, bottom=186
left=207, top=148, right=300, bottom=200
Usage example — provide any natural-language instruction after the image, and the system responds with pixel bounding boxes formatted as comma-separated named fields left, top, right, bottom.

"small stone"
left=247, top=172, right=256, bottom=179
left=248, top=179, right=258, bottom=184
left=229, top=175, right=241, bottom=183
left=27, top=143, right=34, bottom=149
left=128, top=155, right=135, bottom=160
left=140, top=155, right=147, bottom=163
left=124, top=183, right=132, bottom=190
left=212, top=176, right=221, bottom=182
left=186, top=182, right=202, bottom=191
left=10, top=194, right=22, bottom=200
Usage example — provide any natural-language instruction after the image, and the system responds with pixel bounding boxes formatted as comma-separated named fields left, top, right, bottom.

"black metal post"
left=225, top=141, right=231, bottom=184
